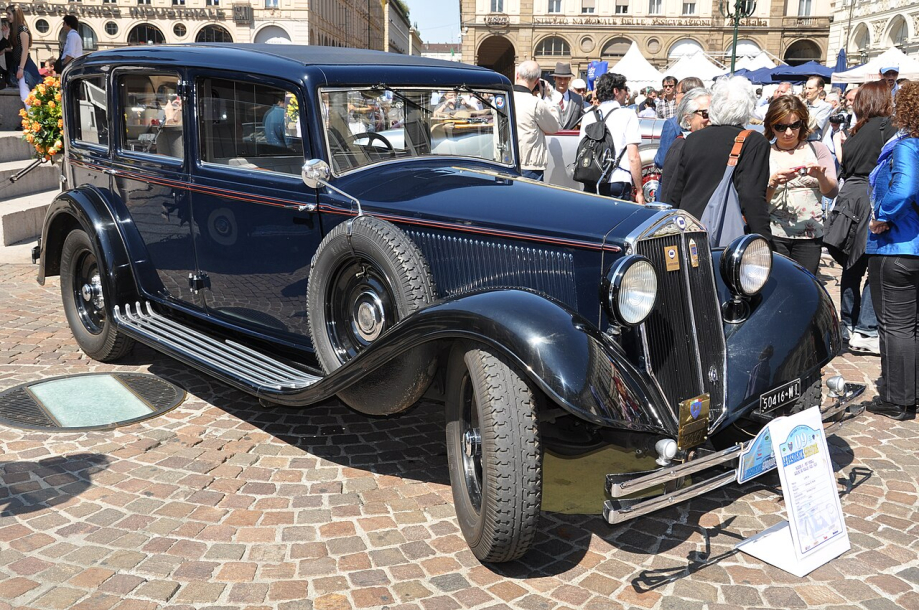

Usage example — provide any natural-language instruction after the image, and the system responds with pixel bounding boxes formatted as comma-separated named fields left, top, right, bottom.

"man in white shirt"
left=59, top=15, right=83, bottom=71
left=578, top=72, right=644, bottom=203
left=803, top=76, right=833, bottom=140
left=511, top=60, right=561, bottom=181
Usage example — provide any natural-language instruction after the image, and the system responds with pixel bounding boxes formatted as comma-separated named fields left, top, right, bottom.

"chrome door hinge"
left=188, top=272, right=210, bottom=293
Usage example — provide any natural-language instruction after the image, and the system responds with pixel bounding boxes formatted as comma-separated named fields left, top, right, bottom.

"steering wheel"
left=347, top=132, right=395, bottom=158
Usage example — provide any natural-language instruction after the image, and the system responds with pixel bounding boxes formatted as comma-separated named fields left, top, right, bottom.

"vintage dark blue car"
left=36, top=44, right=862, bottom=563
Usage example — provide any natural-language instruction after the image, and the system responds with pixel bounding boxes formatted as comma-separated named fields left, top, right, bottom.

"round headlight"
left=605, top=256, right=658, bottom=326
left=721, top=235, right=772, bottom=297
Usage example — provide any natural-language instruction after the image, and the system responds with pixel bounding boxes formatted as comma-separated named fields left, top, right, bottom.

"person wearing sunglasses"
left=764, top=95, right=838, bottom=275
left=658, top=87, right=711, bottom=204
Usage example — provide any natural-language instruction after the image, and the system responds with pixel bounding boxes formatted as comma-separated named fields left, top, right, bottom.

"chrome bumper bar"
left=602, top=380, right=866, bottom=525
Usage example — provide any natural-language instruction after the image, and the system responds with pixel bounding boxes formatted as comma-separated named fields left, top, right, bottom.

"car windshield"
left=321, top=87, right=514, bottom=174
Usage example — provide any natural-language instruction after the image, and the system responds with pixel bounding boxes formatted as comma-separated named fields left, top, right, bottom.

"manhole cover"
left=0, top=373, right=185, bottom=431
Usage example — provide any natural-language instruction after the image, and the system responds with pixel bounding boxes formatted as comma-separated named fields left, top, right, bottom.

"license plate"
left=759, top=378, right=801, bottom=414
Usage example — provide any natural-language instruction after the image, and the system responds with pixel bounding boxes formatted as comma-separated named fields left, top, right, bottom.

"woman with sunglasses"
left=764, top=95, right=838, bottom=275
left=5, top=5, right=40, bottom=106
left=863, top=81, right=919, bottom=420
left=658, top=87, right=711, bottom=204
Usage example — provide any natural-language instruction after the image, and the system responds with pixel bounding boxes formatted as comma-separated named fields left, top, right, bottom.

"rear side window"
left=197, top=77, right=304, bottom=176
left=119, top=73, right=184, bottom=159
left=71, top=77, right=108, bottom=147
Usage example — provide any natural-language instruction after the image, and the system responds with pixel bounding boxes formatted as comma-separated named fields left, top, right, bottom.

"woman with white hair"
left=658, top=87, right=711, bottom=203
left=666, top=76, right=773, bottom=241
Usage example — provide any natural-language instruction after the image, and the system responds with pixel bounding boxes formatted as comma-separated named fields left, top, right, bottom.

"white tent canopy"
left=665, top=52, right=726, bottom=83
left=832, top=46, right=919, bottom=83
left=735, top=52, right=777, bottom=72
left=608, top=42, right=666, bottom=90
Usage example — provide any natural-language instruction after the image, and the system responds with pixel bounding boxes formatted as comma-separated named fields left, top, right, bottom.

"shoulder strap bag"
left=700, top=129, right=753, bottom=248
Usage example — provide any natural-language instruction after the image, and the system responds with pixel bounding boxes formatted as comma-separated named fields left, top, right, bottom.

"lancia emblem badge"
left=708, top=366, right=718, bottom=383
left=690, top=398, right=702, bottom=419
left=689, top=238, right=699, bottom=268
left=496, top=96, right=505, bottom=109
left=675, top=216, right=687, bottom=231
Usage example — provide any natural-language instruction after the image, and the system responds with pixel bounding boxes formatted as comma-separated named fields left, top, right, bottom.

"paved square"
left=1, top=255, right=917, bottom=610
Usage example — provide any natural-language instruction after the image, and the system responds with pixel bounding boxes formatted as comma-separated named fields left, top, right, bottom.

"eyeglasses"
left=693, top=109, right=709, bottom=119
left=774, top=120, right=803, bottom=132
left=663, top=84, right=675, bottom=89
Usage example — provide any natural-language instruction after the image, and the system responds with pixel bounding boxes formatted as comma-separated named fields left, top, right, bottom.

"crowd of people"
left=513, top=61, right=918, bottom=421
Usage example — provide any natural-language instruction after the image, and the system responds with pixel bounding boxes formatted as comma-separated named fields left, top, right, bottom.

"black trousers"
left=869, top=254, right=919, bottom=407
left=773, top=236, right=823, bottom=276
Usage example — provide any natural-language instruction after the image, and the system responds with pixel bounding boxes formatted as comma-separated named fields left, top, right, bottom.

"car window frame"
left=67, top=73, right=111, bottom=155
left=111, top=66, right=186, bottom=170
left=192, top=70, right=310, bottom=183
left=318, top=85, right=517, bottom=179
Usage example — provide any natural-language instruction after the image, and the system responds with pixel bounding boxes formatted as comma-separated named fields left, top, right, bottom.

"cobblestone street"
left=1, top=253, right=917, bottom=610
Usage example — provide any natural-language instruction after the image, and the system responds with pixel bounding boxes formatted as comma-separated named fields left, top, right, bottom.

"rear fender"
left=715, top=250, right=840, bottom=423
left=263, top=289, right=678, bottom=436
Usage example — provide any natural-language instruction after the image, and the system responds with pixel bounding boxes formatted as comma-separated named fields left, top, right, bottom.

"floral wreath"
left=20, top=76, right=64, bottom=161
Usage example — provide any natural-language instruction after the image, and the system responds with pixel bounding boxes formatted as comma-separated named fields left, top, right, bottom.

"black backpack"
left=572, top=107, right=621, bottom=185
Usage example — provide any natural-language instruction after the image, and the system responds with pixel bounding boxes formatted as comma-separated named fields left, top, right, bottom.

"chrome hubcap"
left=80, top=275, right=104, bottom=309
left=463, top=428, right=481, bottom=458
left=353, top=290, right=385, bottom=341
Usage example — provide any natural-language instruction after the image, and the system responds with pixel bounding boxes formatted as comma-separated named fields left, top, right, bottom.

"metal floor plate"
left=0, top=373, right=185, bottom=431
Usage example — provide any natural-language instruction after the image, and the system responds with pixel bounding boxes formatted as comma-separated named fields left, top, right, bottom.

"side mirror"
left=302, top=159, right=331, bottom=189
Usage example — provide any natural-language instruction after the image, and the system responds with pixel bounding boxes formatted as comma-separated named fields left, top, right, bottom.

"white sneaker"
left=848, top=333, right=880, bottom=356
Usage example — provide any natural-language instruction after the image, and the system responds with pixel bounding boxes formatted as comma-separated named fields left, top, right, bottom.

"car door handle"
left=297, top=203, right=316, bottom=212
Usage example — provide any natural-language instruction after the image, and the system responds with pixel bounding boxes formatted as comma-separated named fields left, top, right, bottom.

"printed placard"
left=664, top=244, right=680, bottom=272
left=736, top=421, right=777, bottom=484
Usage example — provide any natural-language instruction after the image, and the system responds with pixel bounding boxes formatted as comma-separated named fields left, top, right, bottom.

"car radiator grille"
left=636, top=231, right=725, bottom=422
left=406, top=231, right=578, bottom=307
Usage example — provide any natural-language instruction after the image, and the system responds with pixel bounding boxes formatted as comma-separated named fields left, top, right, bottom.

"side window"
left=71, top=77, right=108, bottom=147
left=197, top=77, right=304, bottom=176
left=119, top=73, right=184, bottom=159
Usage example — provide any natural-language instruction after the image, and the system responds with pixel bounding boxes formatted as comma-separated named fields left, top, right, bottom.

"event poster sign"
left=736, top=407, right=850, bottom=577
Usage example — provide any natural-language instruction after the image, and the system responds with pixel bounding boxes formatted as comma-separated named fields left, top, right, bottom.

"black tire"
left=60, top=230, right=134, bottom=362
left=306, top=216, right=437, bottom=414
left=710, top=376, right=822, bottom=450
left=445, top=343, right=542, bottom=563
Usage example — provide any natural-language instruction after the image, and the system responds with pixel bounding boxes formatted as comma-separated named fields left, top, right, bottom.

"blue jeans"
left=839, top=253, right=877, bottom=337
left=521, top=169, right=544, bottom=181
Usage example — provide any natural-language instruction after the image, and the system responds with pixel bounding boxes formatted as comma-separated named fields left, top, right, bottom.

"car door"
left=110, top=68, right=200, bottom=308
left=189, top=72, right=322, bottom=344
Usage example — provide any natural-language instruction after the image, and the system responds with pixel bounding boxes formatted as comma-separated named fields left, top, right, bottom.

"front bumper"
left=602, top=378, right=866, bottom=525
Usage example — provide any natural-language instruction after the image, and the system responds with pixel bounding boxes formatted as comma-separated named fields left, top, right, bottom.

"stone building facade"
left=827, top=0, right=918, bottom=66
left=2, top=1, right=419, bottom=69
left=459, top=0, right=833, bottom=80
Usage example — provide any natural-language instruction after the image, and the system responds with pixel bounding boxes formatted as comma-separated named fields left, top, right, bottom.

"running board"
left=114, top=301, right=322, bottom=393
left=602, top=380, right=866, bottom=525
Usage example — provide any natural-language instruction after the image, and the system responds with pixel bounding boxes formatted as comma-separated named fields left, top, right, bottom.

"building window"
left=79, top=24, right=98, bottom=51
left=127, top=23, right=166, bottom=45
left=137, top=0, right=151, bottom=5
left=102, top=0, right=116, bottom=3
left=206, top=0, right=219, bottom=5
left=648, top=0, right=662, bottom=14
left=174, top=23, right=187, bottom=37
left=535, top=36, right=570, bottom=56
left=682, top=2, right=695, bottom=14
left=581, top=0, right=595, bottom=13
left=615, top=0, right=629, bottom=14
left=797, top=0, right=811, bottom=16
left=490, top=0, right=504, bottom=12
left=548, top=0, right=561, bottom=12
left=265, top=0, right=278, bottom=7
left=196, top=25, right=233, bottom=43
left=35, top=19, right=50, bottom=34
left=173, top=0, right=185, bottom=5
left=105, top=21, right=118, bottom=36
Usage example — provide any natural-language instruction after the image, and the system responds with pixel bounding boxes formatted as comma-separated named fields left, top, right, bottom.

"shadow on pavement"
left=0, top=454, right=111, bottom=518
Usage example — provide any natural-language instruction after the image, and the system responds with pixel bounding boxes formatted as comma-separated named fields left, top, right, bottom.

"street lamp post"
left=720, top=0, right=757, bottom=74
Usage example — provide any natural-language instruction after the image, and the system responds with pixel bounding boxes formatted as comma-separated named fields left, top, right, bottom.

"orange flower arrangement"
left=20, top=76, right=64, bottom=161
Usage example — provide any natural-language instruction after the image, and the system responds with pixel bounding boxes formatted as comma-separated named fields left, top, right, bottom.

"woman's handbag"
left=700, top=130, right=752, bottom=248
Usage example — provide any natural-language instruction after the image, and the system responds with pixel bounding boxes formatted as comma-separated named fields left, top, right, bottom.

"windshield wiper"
left=457, top=84, right=507, bottom=118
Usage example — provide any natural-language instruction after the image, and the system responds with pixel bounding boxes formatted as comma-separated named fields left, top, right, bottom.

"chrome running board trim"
left=114, top=301, right=321, bottom=392
left=603, top=381, right=866, bottom=525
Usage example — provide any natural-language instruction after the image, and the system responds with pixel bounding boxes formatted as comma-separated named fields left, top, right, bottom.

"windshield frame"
left=317, top=85, right=517, bottom=178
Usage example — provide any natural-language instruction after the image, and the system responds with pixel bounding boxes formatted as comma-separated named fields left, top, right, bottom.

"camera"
left=828, top=112, right=849, bottom=127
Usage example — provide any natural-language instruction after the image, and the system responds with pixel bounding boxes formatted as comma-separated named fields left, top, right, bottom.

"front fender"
left=38, top=187, right=140, bottom=309
left=261, top=289, right=677, bottom=436
left=716, top=251, right=841, bottom=423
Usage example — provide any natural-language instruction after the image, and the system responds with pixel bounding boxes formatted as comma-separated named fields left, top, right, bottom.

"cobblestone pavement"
left=1, top=255, right=917, bottom=610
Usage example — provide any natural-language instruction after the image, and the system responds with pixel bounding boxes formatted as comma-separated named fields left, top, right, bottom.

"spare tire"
left=306, top=216, right=438, bottom=415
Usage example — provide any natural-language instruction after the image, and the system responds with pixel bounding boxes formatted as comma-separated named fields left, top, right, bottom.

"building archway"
left=253, top=25, right=291, bottom=44
left=848, top=22, right=870, bottom=57
left=477, top=36, right=515, bottom=80
left=886, top=15, right=910, bottom=48
left=668, top=38, right=704, bottom=59
left=784, top=39, right=822, bottom=66
left=196, top=24, right=233, bottom=43
left=725, top=39, right=761, bottom=58
left=127, top=23, right=165, bottom=45
left=600, top=37, right=631, bottom=61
